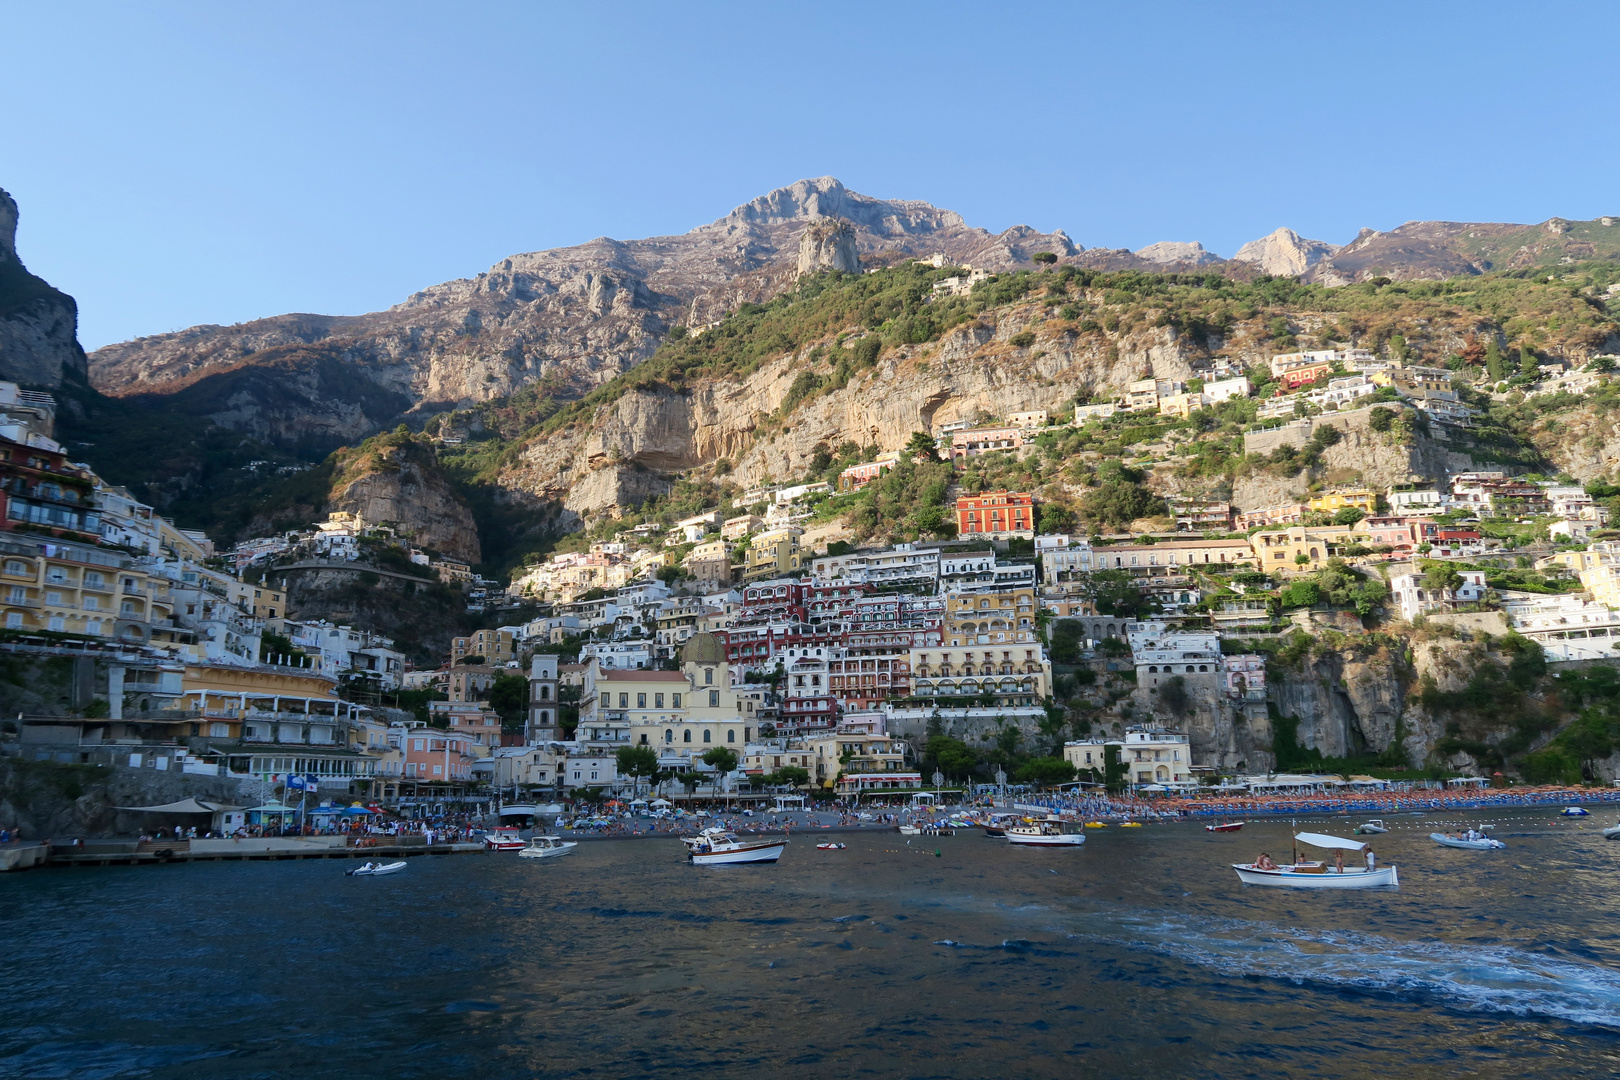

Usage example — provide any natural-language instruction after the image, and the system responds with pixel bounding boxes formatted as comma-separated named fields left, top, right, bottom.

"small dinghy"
left=815, top=842, right=846, bottom=850
left=1430, top=831, right=1505, bottom=850
left=347, top=860, right=407, bottom=876
left=1356, top=819, right=1388, bottom=835
left=1561, top=807, right=1591, bottom=817
left=1205, top=821, right=1244, bottom=833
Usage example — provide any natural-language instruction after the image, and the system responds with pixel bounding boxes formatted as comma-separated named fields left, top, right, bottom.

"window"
left=672, top=693, right=681, bottom=708
left=619, top=693, right=629, bottom=708
left=414, top=739, right=425, bottom=751
left=702, top=730, right=711, bottom=743
left=665, top=729, right=673, bottom=744
left=637, top=693, right=646, bottom=708
left=3, top=560, right=24, bottom=576
left=709, top=690, right=719, bottom=708
left=726, top=729, right=735, bottom=743
left=705, top=668, right=714, bottom=685
left=683, top=730, right=692, bottom=743
left=433, top=765, right=443, bottom=776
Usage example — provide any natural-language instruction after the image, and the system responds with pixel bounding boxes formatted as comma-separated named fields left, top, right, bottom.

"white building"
left=1202, top=376, right=1252, bottom=403
left=1037, top=535, right=1095, bottom=584
left=1388, top=489, right=1444, bottom=516
left=1388, top=569, right=1489, bottom=622
left=1064, top=728, right=1194, bottom=788
left=1128, top=623, right=1221, bottom=688
left=1500, top=592, right=1620, bottom=661
left=579, top=640, right=654, bottom=670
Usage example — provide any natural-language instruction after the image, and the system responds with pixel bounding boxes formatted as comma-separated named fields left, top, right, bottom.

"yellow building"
left=1307, top=488, right=1377, bottom=515
left=743, top=527, right=802, bottom=583
left=944, top=587, right=1038, bottom=647
left=587, top=635, right=759, bottom=755
left=1157, top=392, right=1206, bottom=420
left=1582, top=565, right=1620, bottom=609
left=908, top=643, right=1051, bottom=706
left=228, top=577, right=287, bottom=621
left=178, top=661, right=347, bottom=741
left=452, top=628, right=515, bottom=665
left=0, top=534, right=170, bottom=643
left=1249, top=525, right=1360, bottom=572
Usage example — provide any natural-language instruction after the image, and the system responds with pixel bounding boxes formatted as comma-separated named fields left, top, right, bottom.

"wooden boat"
left=518, top=835, right=577, bottom=860
left=1430, top=831, right=1505, bottom=850
left=1355, top=819, right=1388, bottom=835
left=1232, top=832, right=1397, bottom=889
left=1005, top=818, right=1086, bottom=847
left=483, top=828, right=527, bottom=851
left=684, top=828, right=787, bottom=865
left=815, top=842, right=846, bottom=850
left=1205, top=821, right=1244, bottom=833
left=346, top=860, right=407, bottom=876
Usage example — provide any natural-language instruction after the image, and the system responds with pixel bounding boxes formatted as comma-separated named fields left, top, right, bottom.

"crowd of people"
left=1012, top=785, right=1620, bottom=822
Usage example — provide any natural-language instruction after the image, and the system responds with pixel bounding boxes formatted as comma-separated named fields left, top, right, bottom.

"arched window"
left=726, top=730, right=735, bottom=743
left=1148, top=665, right=1158, bottom=673
left=665, top=729, right=673, bottom=744
left=683, top=730, right=692, bottom=743
left=703, top=730, right=711, bottom=743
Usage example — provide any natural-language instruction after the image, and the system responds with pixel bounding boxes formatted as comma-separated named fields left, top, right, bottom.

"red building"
left=0, top=434, right=101, bottom=542
left=955, top=491, right=1035, bottom=540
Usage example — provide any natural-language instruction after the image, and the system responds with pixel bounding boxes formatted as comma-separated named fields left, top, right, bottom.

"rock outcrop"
left=1231, top=227, right=1335, bottom=277
left=327, top=434, right=481, bottom=562
left=1134, top=240, right=1221, bottom=266
left=0, top=187, right=89, bottom=388
left=796, top=217, right=860, bottom=275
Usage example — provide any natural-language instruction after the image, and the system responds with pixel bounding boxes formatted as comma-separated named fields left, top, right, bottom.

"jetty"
left=11, top=834, right=488, bottom=870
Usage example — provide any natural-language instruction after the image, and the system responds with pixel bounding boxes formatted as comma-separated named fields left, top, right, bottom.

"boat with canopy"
left=1232, top=831, right=1397, bottom=889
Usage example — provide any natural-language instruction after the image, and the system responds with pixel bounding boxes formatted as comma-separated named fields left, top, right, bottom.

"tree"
left=1157, top=675, right=1190, bottom=716
left=1038, top=502, right=1078, bottom=534
left=770, top=765, right=810, bottom=788
left=1014, top=756, right=1076, bottom=787
left=925, top=734, right=978, bottom=780
left=1102, top=744, right=1130, bottom=794
left=1079, top=569, right=1158, bottom=619
left=701, top=746, right=740, bottom=806
left=905, top=430, right=940, bottom=462
left=615, top=745, right=659, bottom=797
left=1485, top=339, right=1506, bottom=381
left=1422, top=562, right=1464, bottom=595
left=1519, top=345, right=1539, bottom=378
left=1332, top=507, right=1365, bottom=525
left=489, top=673, right=529, bottom=727
left=1032, top=252, right=1058, bottom=265
left=1368, top=406, right=1396, bottom=433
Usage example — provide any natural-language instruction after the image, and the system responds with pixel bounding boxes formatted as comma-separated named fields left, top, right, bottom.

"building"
left=1128, top=624, right=1221, bottom=688
left=1064, top=728, right=1194, bottom=788
left=837, top=451, right=901, bottom=492
left=802, top=713, right=917, bottom=795
left=1500, top=592, right=1620, bottom=661
left=955, top=491, right=1035, bottom=540
left=451, top=628, right=515, bottom=665
left=1090, top=538, right=1254, bottom=574
left=1222, top=654, right=1267, bottom=701
left=1388, top=489, right=1444, bottom=516
left=0, top=431, right=103, bottom=543
left=1038, top=535, right=1095, bottom=585
left=743, top=528, right=803, bottom=583
left=1202, top=376, right=1252, bottom=403
left=1074, top=402, right=1118, bottom=424
left=447, top=664, right=498, bottom=703
left=524, top=653, right=559, bottom=740
left=1249, top=525, right=1360, bottom=572
left=1167, top=497, right=1233, bottom=531
left=1388, top=569, right=1490, bottom=622
left=578, top=640, right=654, bottom=670
left=1308, top=488, right=1378, bottom=515
left=907, top=643, right=1050, bottom=707
left=429, top=701, right=503, bottom=755
left=1158, top=392, right=1206, bottom=420
left=943, top=587, right=1038, bottom=647
left=1234, top=503, right=1308, bottom=531
left=949, top=425, right=1024, bottom=462
left=721, top=514, right=763, bottom=541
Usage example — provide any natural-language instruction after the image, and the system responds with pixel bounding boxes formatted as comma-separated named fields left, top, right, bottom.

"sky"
left=4, top=1, right=1619, bottom=350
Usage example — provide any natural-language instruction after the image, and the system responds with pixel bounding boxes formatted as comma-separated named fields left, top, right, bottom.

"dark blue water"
left=4, top=808, right=1620, bottom=1079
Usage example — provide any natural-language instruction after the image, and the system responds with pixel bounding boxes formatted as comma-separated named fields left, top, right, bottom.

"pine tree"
left=1519, top=345, right=1539, bottom=378
left=1485, top=339, right=1505, bottom=381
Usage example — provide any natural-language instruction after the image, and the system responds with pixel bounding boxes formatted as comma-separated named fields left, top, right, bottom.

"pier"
left=9, top=835, right=488, bottom=870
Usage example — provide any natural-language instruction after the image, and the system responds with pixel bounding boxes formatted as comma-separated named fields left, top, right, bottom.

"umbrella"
left=650, top=799, right=672, bottom=807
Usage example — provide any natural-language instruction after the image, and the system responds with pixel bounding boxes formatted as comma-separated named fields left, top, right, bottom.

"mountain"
left=85, top=178, right=1246, bottom=449
left=1230, top=227, right=1336, bottom=277
left=0, top=187, right=88, bottom=388
left=1304, top=217, right=1620, bottom=285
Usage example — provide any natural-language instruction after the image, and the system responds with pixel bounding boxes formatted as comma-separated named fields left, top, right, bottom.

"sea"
left=3, top=807, right=1619, bottom=1079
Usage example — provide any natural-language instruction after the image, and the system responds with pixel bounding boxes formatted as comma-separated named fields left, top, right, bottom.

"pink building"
left=394, top=725, right=477, bottom=785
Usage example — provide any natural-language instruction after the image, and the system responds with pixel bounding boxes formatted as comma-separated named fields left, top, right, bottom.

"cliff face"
left=327, top=435, right=481, bottom=562
left=0, top=187, right=89, bottom=388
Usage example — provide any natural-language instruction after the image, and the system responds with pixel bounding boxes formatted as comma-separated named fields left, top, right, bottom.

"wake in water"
left=1066, top=911, right=1620, bottom=1031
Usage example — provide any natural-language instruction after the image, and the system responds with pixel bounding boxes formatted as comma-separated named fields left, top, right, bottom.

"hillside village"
left=8, top=295, right=1620, bottom=820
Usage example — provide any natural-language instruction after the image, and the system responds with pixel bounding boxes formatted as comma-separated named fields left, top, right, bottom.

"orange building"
left=955, top=491, right=1035, bottom=540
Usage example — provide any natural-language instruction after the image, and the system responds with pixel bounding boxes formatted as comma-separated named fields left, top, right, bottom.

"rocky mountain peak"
left=1134, top=240, right=1221, bottom=266
left=1231, top=227, right=1335, bottom=276
left=0, top=188, right=17, bottom=264
left=797, top=217, right=860, bottom=276
left=0, top=187, right=88, bottom=388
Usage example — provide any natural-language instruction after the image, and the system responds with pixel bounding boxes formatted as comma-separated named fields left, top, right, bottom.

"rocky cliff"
left=1304, top=217, right=1620, bottom=285
left=326, top=432, right=481, bottom=562
left=0, top=187, right=88, bottom=388
left=1231, top=227, right=1336, bottom=277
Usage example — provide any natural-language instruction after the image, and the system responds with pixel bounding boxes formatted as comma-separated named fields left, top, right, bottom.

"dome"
left=681, top=632, right=727, bottom=665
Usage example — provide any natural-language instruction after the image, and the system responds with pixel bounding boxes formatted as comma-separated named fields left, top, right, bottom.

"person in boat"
left=1364, top=847, right=1376, bottom=871
left=1333, top=849, right=1344, bottom=874
left=1255, top=852, right=1277, bottom=870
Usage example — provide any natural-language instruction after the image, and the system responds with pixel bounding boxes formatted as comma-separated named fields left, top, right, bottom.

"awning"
left=1295, top=831, right=1367, bottom=852
left=246, top=803, right=298, bottom=814
left=116, top=798, right=238, bottom=814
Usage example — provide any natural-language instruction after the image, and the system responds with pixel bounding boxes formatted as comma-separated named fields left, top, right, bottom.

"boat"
left=518, top=835, right=577, bottom=860
left=1430, top=831, right=1505, bottom=850
left=1005, top=818, right=1086, bottom=847
left=683, top=828, right=787, bottom=865
left=1205, top=821, right=1244, bottom=833
left=1119, top=821, right=1143, bottom=828
left=483, top=828, right=527, bottom=851
left=346, top=860, right=407, bottom=876
left=1084, top=821, right=1106, bottom=829
left=898, top=824, right=923, bottom=836
left=1561, top=807, right=1591, bottom=817
left=981, top=814, right=1018, bottom=837
left=1603, top=823, right=1620, bottom=841
left=1356, top=819, right=1388, bottom=835
left=1232, top=832, right=1397, bottom=889
left=815, top=842, right=846, bottom=850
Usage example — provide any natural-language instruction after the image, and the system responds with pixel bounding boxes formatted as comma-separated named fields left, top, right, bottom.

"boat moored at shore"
left=684, top=828, right=787, bottom=865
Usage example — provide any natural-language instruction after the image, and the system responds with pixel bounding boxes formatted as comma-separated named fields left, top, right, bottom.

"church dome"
left=681, top=632, right=727, bottom=665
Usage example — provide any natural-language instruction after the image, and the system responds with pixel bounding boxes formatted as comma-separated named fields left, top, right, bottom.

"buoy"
left=934, top=849, right=942, bottom=857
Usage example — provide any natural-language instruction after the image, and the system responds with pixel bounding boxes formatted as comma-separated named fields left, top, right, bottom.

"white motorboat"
left=518, top=835, right=578, bottom=860
left=684, top=828, right=787, bottom=865
left=1233, top=832, right=1397, bottom=889
left=483, top=828, right=526, bottom=851
left=1561, top=806, right=1591, bottom=817
left=347, top=860, right=407, bottom=876
left=1602, top=823, right=1620, bottom=840
left=1005, top=818, right=1086, bottom=847
left=1430, top=831, right=1505, bottom=850
left=1356, top=819, right=1388, bottom=835
left=898, top=824, right=923, bottom=836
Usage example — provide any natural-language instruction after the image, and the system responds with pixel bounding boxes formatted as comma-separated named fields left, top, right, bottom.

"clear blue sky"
left=4, top=1, right=1617, bottom=350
